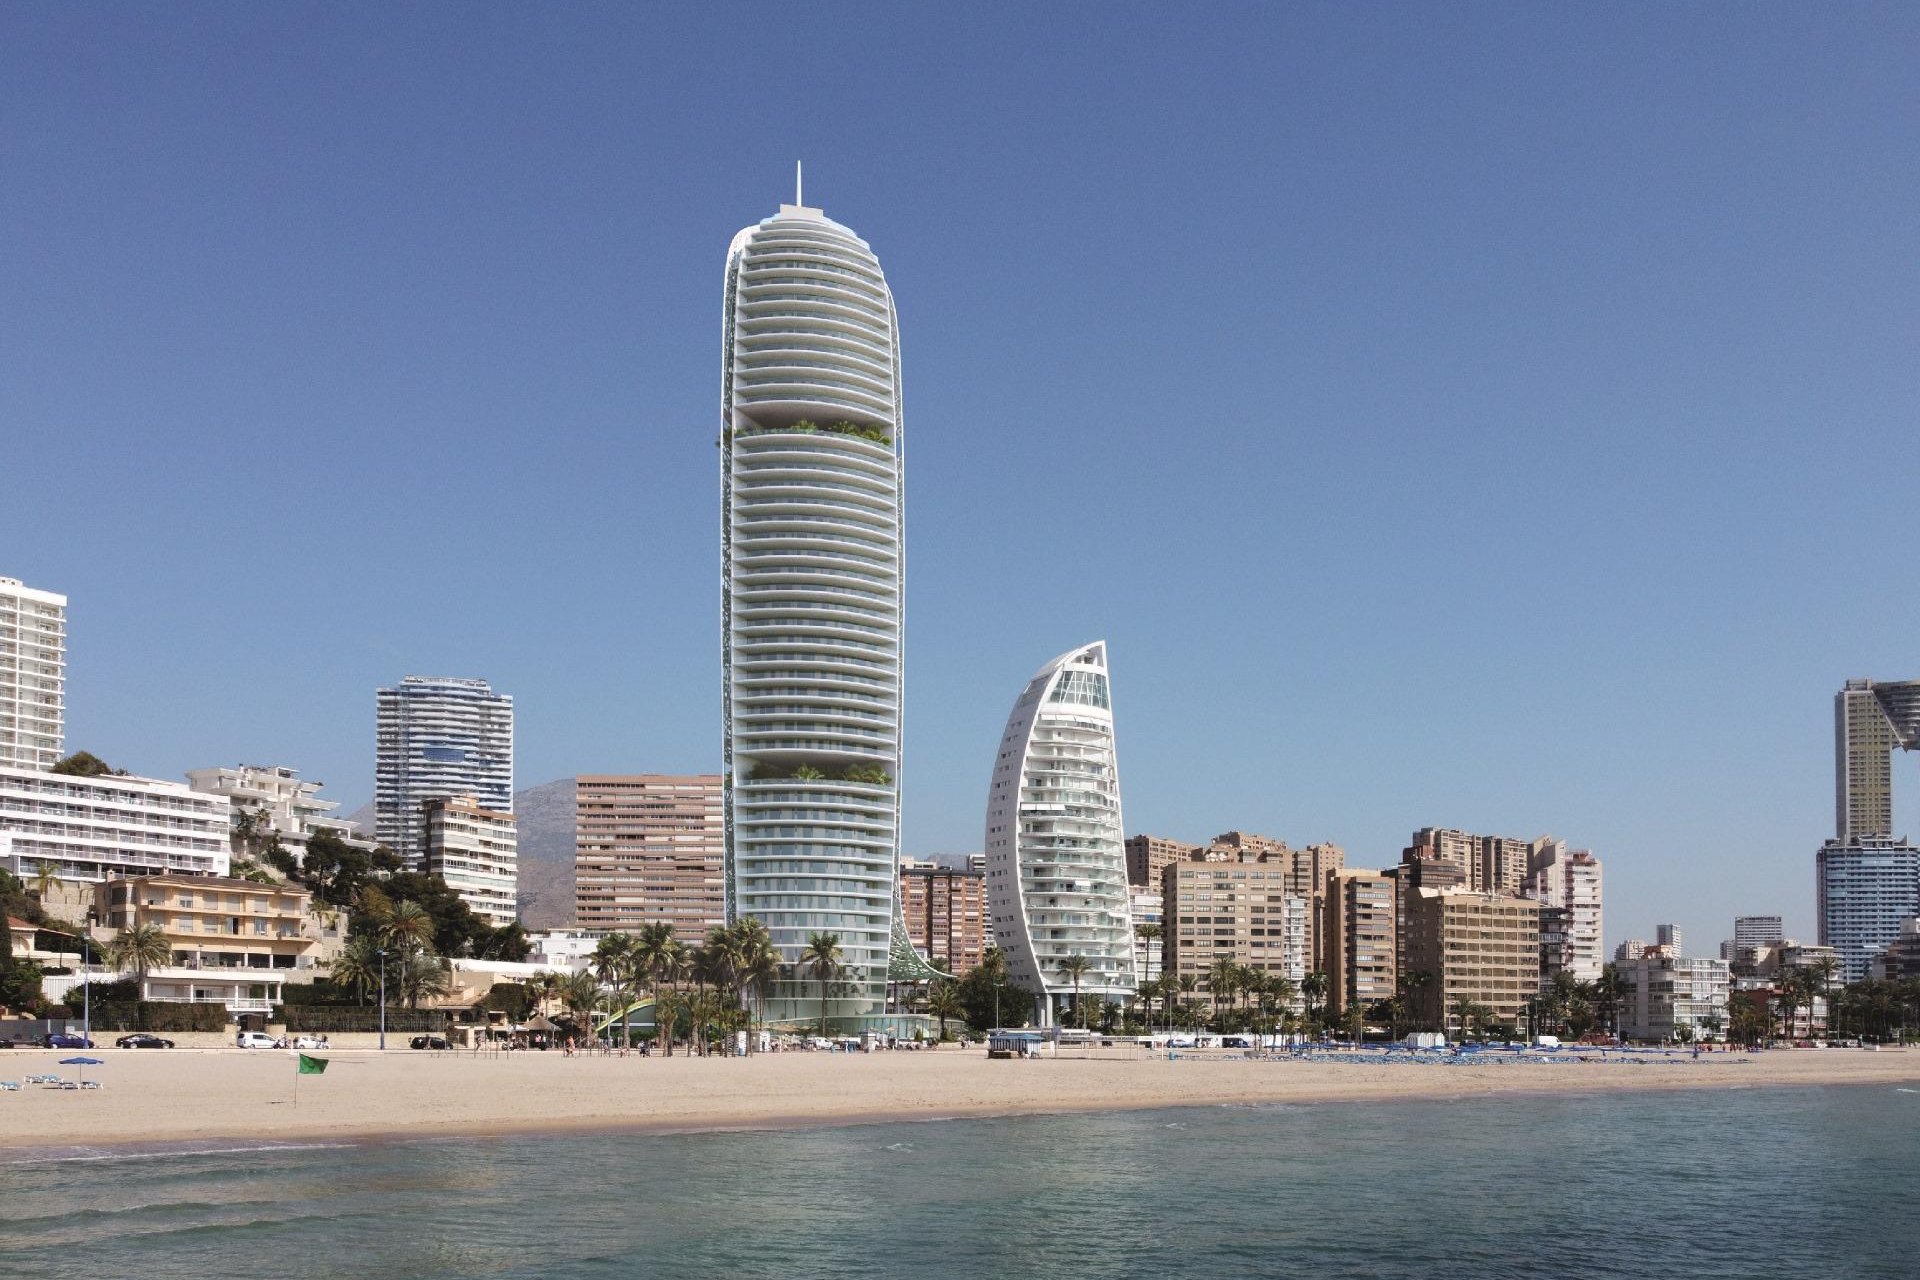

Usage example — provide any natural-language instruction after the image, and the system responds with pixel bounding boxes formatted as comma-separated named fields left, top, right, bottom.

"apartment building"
left=1615, top=935, right=1730, bottom=1042
left=0, top=576, right=66, bottom=771
left=1209, top=832, right=1343, bottom=967
left=375, top=675, right=513, bottom=866
left=185, top=763, right=372, bottom=867
left=1322, top=868, right=1397, bottom=1015
left=573, top=775, right=724, bottom=941
left=0, top=765, right=229, bottom=882
left=92, top=873, right=342, bottom=1019
left=421, top=795, right=519, bottom=928
left=1401, top=887, right=1542, bottom=1034
left=898, top=859, right=986, bottom=976
left=1126, top=834, right=1200, bottom=888
left=1522, top=840, right=1604, bottom=983
left=1162, top=848, right=1308, bottom=1007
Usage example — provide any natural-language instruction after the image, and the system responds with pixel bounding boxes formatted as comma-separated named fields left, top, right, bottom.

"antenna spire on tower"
left=796, top=160, right=804, bottom=207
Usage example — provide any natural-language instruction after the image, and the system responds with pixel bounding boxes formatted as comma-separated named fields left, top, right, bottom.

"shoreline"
left=3, top=1046, right=1915, bottom=1157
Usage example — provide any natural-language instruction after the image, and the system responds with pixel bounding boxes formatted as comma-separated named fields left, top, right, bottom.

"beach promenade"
left=3, top=1045, right=1916, bottom=1152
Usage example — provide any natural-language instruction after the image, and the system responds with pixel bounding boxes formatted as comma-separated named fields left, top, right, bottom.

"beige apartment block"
left=421, top=795, right=519, bottom=928
left=1402, top=887, right=1541, bottom=1035
left=899, top=859, right=986, bottom=975
left=574, top=775, right=724, bottom=941
left=1322, top=868, right=1397, bottom=1016
left=92, top=873, right=343, bottom=1018
left=1126, top=834, right=1200, bottom=888
left=1208, top=832, right=1344, bottom=966
left=1163, top=849, right=1309, bottom=1008
left=1405, top=827, right=1547, bottom=896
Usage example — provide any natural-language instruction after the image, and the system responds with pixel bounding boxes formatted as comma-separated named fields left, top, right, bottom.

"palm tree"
left=28, top=860, right=63, bottom=905
left=1205, top=955, right=1238, bottom=1029
left=801, top=932, right=844, bottom=1037
left=1301, top=971, right=1329, bottom=1031
left=396, top=952, right=452, bottom=1009
left=558, top=969, right=602, bottom=1043
left=383, top=900, right=438, bottom=958
left=331, top=934, right=383, bottom=1005
left=1809, top=955, right=1841, bottom=1035
left=925, top=981, right=965, bottom=1041
left=592, top=933, right=638, bottom=1050
left=1058, top=954, right=1093, bottom=1029
left=104, top=923, right=172, bottom=982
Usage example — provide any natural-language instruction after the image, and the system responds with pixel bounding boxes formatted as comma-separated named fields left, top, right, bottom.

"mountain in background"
left=341, top=778, right=578, bottom=930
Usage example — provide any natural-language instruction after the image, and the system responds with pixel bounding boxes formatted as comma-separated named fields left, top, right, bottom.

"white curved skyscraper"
left=984, top=642, right=1136, bottom=1025
left=721, top=186, right=904, bottom=1028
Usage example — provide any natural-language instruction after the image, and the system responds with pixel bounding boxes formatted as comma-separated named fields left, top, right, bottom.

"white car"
left=236, top=1031, right=281, bottom=1049
left=290, top=1035, right=324, bottom=1049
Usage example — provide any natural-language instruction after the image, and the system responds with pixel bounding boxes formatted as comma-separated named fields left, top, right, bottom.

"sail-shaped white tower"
left=984, top=642, right=1136, bottom=1026
left=721, top=185, right=905, bottom=1028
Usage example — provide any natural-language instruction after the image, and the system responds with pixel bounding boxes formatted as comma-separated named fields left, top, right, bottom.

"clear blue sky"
left=5, top=5, right=1917, bottom=950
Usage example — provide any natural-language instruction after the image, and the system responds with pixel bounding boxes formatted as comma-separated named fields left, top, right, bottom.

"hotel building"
left=898, top=858, right=987, bottom=976
left=0, top=765, right=229, bottom=882
left=375, top=675, right=513, bottom=867
left=1163, top=848, right=1308, bottom=1007
left=574, top=775, right=725, bottom=940
left=1818, top=836, right=1920, bottom=981
left=421, top=795, right=519, bottom=928
left=1322, top=868, right=1397, bottom=1015
left=0, top=576, right=65, bottom=771
left=1615, top=934, right=1730, bottom=1042
left=985, top=642, right=1135, bottom=1024
left=720, top=189, right=905, bottom=1028
left=1401, top=887, right=1542, bottom=1034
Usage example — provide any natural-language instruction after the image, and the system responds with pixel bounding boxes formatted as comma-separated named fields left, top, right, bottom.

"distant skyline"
left=6, top=6, right=1918, bottom=951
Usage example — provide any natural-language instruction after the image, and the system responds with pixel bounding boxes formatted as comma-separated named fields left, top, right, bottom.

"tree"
left=593, top=932, right=639, bottom=1050
left=104, top=923, right=173, bottom=982
left=476, top=921, right=532, bottom=962
left=301, top=829, right=398, bottom=909
left=802, top=933, right=844, bottom=1036
left=1058, top=954, right=1094, bottom=1028
left=957, top=949, right=1030, bottom=1031
left=925, top=981, right=965, bottom=1040
left=395, top=952, right=452, bottom=1008
left=28, top=861, right=64, bottom=906
left=330, top=935, right=383, bottom=1005
left=1301, top=971, right=1329, bottom=1030
left=1206, top=955, right=1239, bottom=1028
left=51, top=751, right=121, bottom=777
left=558, top=969, right=603, bottom=1041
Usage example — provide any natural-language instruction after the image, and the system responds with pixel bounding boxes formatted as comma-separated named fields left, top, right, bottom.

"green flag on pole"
left=298, top=1054, right=329, bottom=1075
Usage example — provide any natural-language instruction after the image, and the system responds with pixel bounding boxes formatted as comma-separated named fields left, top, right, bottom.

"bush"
left=85, top=1002, right=229, bottom=1033
left=283, top=1006, right=449, bottom=1033
left=278, top=980, right=359, bottom=1007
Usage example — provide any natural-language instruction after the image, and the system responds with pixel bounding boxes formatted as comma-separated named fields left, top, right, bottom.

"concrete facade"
left=573, top=775, right=724, bottom=942
left=0, top=576, right=65, bottom=771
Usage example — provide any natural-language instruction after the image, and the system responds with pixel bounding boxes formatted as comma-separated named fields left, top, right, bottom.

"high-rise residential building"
left=375, top=676, right=513, bottom=867
left=1402, top=887, right=1541, bottom=1035
left=1323, top=868, right=1397, bottom=1015
left=1522, top=840, right=1604, bottom=983
left=1207, top=832, right=1343, bottom=970
left=985, top=642, right=1135, bottom=1025
left=899, top=859, right=986, bottom=976
left=1616, top=933, right=1730, bottom=1042
left=1405, top=827, right=1547, bottom=896
left=1835, top=678, right=1920, bottom=842
left=1163, top=848, right=1307, bottom=1007
left=0, top=576, right=66, bottom=771
left=1129, top=885, right=1165, bottom=989
left=0, top=765, right=229, bottom=882
left=186, top=764, right=372, bottom=867
left=1733, top=915, right=1785, bottom=951
left=1656, top=923, right=1683, bottom=952
left=1126, top=834, right=1201, bottom=888
left=1818, top=836, right=1920, bottom=981
left=720, top=188, right=905, bottom=1030
left=574, top=775, right=725, bottom=940
left=1866, top=918, right=1920, bottom=981
left=421, top=795, right=518, bottom=928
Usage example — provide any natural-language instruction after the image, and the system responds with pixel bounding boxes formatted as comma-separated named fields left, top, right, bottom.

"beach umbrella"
left=60, top=1055, right=103, bottom=1085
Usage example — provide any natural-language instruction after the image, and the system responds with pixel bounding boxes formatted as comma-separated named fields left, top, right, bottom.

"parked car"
left=409, top=1035, right=450, bottom=1050
left=290, top=1035, right=326, bottom=1049
left=42, top=1033, right=95, bottom=1049
left=115, top=1033, right=175, bottom=1049
left=236, top=1031, right=282, bottom=1049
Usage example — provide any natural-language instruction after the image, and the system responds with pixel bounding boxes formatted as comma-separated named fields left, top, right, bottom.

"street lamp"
left=82, top=907, right=98, bottom=1048
left=377, top=948, right=387, bottom=1051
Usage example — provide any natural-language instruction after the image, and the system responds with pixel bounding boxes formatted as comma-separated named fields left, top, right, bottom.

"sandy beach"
left=3, top=1045, right=1916, bottom=1151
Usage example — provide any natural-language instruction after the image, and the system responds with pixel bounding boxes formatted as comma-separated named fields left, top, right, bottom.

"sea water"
left=2, top=1084, right=1913, bottom=1278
